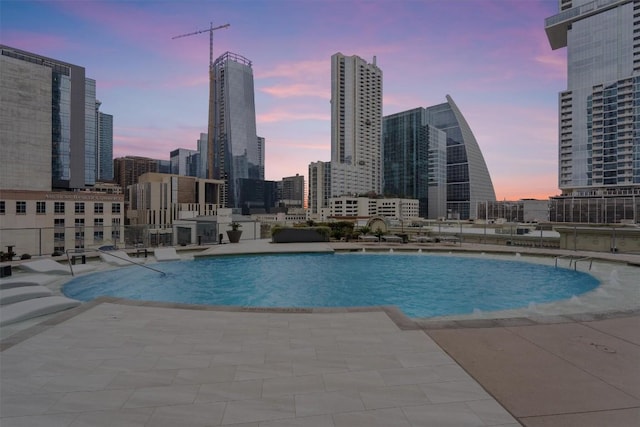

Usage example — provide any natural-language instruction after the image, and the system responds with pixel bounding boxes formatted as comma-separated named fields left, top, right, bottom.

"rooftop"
left=1, top=240, right=639, bottom=426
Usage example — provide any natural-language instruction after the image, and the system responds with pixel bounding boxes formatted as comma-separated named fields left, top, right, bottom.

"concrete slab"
left=427, top=319, right=640, bottom=423
left=0, top=301, right=517, bottom=426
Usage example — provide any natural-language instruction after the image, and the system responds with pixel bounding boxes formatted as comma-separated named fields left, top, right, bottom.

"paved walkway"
left=1, top=239, right=639, bottom=426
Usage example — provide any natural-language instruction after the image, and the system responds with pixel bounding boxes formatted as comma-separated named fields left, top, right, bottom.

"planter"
left=227, top=230, right=242, bottom=243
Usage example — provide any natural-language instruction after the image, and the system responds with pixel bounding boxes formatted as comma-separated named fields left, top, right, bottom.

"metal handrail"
left=554, top=255, right=574, bottom=268
left=572, top=257, right=593, bottom=271
left=65, top=248, right=166, bottom=277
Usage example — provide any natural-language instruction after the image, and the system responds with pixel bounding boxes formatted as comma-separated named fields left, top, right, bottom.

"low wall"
left=556, top=226, right=640, bottom=253
left=271, top=227, right=330, bottom=243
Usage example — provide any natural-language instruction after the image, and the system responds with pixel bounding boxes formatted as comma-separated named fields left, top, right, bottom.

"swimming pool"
left=63, top=253, right=600, bottom=318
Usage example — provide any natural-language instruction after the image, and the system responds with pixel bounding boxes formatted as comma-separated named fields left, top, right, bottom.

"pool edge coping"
left=2, top=296, right=640, bottom=352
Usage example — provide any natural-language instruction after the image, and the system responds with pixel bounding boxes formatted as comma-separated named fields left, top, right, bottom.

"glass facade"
left=383, top=108, right=434, bottom=218
left=547, top=0, right=639, bottom=195
left=97, top=109, right=114, bottom=181
left=212, top=52, right=259, bottom=208
left=424, top=96, right=496, bottom=220
left=84, top=79, right=96, bottom=186
left=52, top=72, right=71, bottom=184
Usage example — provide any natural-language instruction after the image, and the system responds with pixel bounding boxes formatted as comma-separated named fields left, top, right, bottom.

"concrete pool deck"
left=1, top=239, right=639, bottom=426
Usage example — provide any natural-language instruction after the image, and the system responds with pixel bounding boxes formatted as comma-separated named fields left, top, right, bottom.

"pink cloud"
left=260, top=83, right=328, bottom=99
left=257, top=109, right=329, bottom=124
left=1, top=31, right=74, bottom=54
left=257, top=59, right=328, bottom=80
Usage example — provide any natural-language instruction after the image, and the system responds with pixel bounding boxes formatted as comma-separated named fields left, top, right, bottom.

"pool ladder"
left=554, top=255, right=593, bottom=271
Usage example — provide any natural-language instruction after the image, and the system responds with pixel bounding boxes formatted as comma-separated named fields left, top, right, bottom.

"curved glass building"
left=425, top=95, right=496, bottom=220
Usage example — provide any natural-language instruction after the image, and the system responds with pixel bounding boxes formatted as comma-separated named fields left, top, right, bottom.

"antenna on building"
left=373, top=55, right=377, bottom=66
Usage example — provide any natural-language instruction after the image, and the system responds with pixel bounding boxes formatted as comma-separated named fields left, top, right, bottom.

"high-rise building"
left=170, top=148, right=198, bottom=177
left=196, top=133, right=208, bottom=179
left=278, top=174, right=305, bottom=209
left=113, top=156, right=159, bottom=200
left=257, top=136, right=265, bottom=180
left=211, top=52, right=259, bottom=208
left=383, top=108, right=447, bottom=219
left=96, top=101, right=113, bottom=181
left=1, top=45, right=97, bottom=190
left=545, top=0, right=639, bottom=223
left=424, top=95, right=496, bottom=220
left=330, top=53, right=383, bottom=197
left=308, top=161, right=332, bottom=216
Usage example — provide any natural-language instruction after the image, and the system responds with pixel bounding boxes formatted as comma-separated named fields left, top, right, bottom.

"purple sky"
left=2, top=0, right=565, bottom=200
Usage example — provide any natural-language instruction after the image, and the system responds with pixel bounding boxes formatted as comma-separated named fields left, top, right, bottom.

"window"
left=54, top=231, right=65, bottom=242
left=112, top=217, right=121, bottom=225
left=75, top=218, right=85, bottom=227
left=94, top=203, right=104, bottom=214
left=75, top=202, right=85, bottom=214
left=55, top=202, right=65, bottom=214
left=93, top=230, right=104, bottom=242
left=54, top=218, right=64, bottom=227
left=0, top=201, right=5, bottom=214
left=16, top=201, right=26, bottom=214
left=37, top=201, right=46, bottom=214
left=94, top=218, right=104, bottom=228
left=112, top=203, right=121, bottom=214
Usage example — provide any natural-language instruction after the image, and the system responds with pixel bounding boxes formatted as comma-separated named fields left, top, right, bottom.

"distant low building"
left=476, top=200, right=549, bottom=223
left=329, top=197, right=418, bottom=220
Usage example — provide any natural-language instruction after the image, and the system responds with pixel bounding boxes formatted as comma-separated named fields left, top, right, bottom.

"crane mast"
left=172, top=23, right=230, bottom=181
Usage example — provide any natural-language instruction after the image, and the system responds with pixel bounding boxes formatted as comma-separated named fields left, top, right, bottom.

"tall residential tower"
left=546, top=0, right=638, bottom=193
left=330, top=53, right=383, bottom=197
left=545, top=0, right=639, bottom=222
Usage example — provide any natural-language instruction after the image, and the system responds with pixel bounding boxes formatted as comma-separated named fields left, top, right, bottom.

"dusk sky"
left=2, top=0, right=565, bottom=200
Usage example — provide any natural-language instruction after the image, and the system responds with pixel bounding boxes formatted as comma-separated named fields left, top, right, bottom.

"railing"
left=554, top=255, right=593, bottom=271
left=65, top=248, right=166, bottom=277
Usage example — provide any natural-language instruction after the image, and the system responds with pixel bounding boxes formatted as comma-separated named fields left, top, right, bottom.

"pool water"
left=63, top=253, right=600, bottom=318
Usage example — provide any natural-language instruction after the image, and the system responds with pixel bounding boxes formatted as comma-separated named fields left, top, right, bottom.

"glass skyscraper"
left=424, top=95, right=496, bottom=220
left=546, top=0, right=639, bottom=194
left=96, top=102, right=114, bottom=181
left=383, top=108, right=447, bottom=219
left=211, top=51, right=259, bottom=208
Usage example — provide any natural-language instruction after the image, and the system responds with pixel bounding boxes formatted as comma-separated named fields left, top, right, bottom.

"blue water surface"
left=63, top=253, right=600, bottom=318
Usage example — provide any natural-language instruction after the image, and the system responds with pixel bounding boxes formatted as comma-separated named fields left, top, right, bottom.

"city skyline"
left=2, top=0, right=565, bottom=200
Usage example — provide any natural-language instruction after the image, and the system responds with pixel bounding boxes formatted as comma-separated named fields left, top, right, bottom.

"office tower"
left=330, top=53, right=383, bottom=197
left=170, top=148, right=198, bottom=177
left=211, top=52, right=259, bottom=208
left=279, top=174, right=305, bottom=208
left=85, top=78, right=97, bottom=187
left=545, top=0, right=639, bottom=223
left=0, top=45, right=97, bottom=190
left=383, top=108, right=447, bottom=219
left=257, top=136, right=265, bottom=180
left=96, top=101, right=114, bottom=181
left=196, top=133, right=208, bottom=178
left=308, top=161, right=332, bottom=216
left=424, top=95, right=496, bottom=220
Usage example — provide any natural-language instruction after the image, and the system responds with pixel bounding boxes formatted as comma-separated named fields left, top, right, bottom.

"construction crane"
left=172, top=23, right=230, bottom=70
left=172, top=23, right=230, bottom=180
